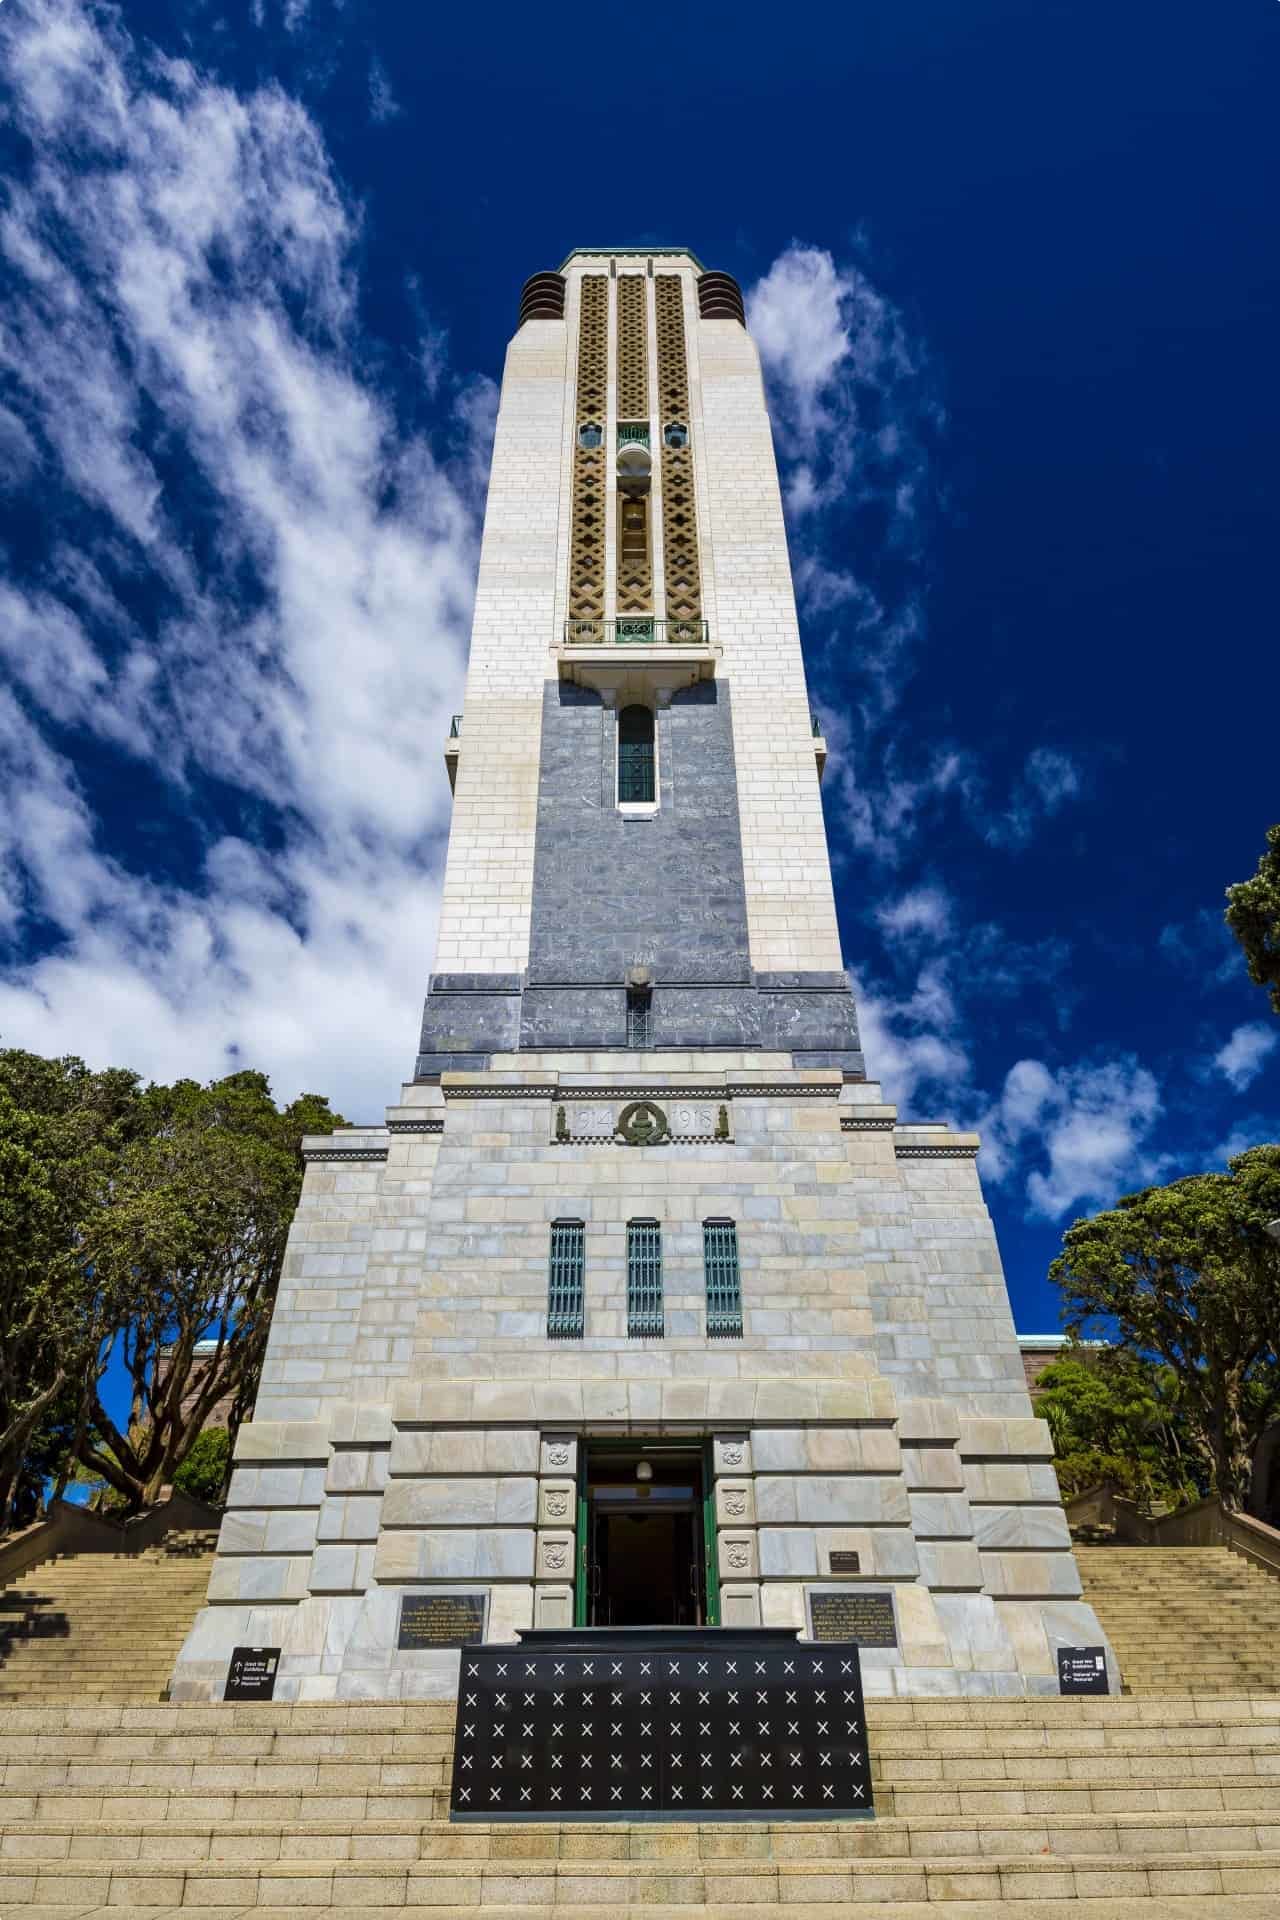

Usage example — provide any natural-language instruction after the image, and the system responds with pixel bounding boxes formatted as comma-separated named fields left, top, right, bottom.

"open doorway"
left=578, top=1442, right=717, bottom=1627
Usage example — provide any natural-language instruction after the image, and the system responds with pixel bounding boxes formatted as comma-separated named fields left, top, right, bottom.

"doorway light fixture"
left=635, top=1460, right=654, bottom=1482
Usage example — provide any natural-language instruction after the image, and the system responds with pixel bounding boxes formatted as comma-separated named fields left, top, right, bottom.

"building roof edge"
left=559, top=245, right=706, bottom=271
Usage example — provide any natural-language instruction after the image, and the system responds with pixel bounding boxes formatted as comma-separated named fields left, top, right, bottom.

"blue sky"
left=0, top=0, right=1277, bottom=1336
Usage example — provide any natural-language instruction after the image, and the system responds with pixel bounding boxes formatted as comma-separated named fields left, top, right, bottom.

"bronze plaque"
left=828, top=1551, right=861, bottom=1574
left=398, top=1591, right=486, bottom=1650
left=809, top=1589, right=897, bottom=1648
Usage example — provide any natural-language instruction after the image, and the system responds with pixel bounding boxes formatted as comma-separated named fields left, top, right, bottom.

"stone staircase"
left=1077, top=1545, right=1280, bottom=1695
left=0, top=1697, right=1278, bottom=1912
left=0, top=1533, right=218, bottom=1704
left=0, top=1537, right=1276, bottom=1909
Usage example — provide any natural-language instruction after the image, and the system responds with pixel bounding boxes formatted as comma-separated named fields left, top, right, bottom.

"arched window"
left=617, top=704, right=655, bottom=805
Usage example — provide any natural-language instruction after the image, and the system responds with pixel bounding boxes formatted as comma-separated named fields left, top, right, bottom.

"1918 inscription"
left=809, top=1589, right=897, bottom=1648
left=398, top=1592, right=486, bottom=1650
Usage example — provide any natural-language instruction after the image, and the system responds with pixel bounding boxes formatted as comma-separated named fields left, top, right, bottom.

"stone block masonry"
left=172, top=248, right=1108, bottom=1705
left=170, top=1060, right=1114, bottom=1702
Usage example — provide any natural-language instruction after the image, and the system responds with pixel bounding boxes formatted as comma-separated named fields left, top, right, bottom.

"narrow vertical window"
left=626, top=1219, right=664, bottom=1337
left=626, top=988, right=653, bottom=1048
left=703, top=1220, right=743, bottom=1337
left=547, top=1220, right=585, bottom=1339
left=617, top=704, right=655, bottom=805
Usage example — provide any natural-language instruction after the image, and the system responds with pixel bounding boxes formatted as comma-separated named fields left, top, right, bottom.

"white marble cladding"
left=169, top=1066, right=1113, bottom=1701
left=250, top=1072, right=1026, bottom=1407
left=431, top=249, right=839, bottom=977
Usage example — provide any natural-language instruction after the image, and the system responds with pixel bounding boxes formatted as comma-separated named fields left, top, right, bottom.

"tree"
left=76, top=1071, right=343, bottom=1510
left=1225, top=824, right=1280, bottom=1014
left=1032, top=1348, right=1205, bottom=1511
left=173, top=1427, right=232, bottom=1504
left=0, top=1052, right=144, bottom=1530
left=1049, top=1145, right=1280, bottom=1510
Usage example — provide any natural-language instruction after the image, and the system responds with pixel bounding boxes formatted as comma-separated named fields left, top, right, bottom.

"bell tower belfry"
left=172, top=248, right=1115, bottom=1703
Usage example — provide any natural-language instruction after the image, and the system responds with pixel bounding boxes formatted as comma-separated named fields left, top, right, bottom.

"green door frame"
left=573, top=1449, right=589, bottom=1627
left=702, top=1437, right=721, bottom=1626
left=571, top=1438, right=720, bottom=1628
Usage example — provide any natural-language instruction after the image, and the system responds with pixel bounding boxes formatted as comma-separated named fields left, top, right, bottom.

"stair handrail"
left=0, top=1488, right=222, bottom=1589
left=1067, top=1484, right=1280, bottom=1580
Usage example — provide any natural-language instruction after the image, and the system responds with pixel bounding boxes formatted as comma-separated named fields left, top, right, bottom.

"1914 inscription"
left=398, top=1592, right=486, bottom=1650
left=808, top=1589, right=897, bottom=1648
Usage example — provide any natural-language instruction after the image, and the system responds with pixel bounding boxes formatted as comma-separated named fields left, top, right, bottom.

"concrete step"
left=1075, top=1545, right=1280, bottom=1698
left=3, top=1805, right=1280, bottom=1863
left=0, top=1698, right=1276, bottom=1907
left=0, top=1539, right=216, bottom=1705
left=0, top=1847, right=1278, bottom=1907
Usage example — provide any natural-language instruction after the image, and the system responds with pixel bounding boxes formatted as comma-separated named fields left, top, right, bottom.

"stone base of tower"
left=170, top=1055, right=1116, bottom=1703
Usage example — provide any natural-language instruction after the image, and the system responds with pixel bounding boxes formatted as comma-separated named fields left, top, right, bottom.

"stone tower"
left=171, top=248, right=1114, bottom=1702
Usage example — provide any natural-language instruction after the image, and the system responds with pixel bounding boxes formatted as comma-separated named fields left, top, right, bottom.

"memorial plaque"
left=450, top=1627, right=873, bottom=1822
left=398, top=1590, right=487, bottom=1650
left=224, top=1647, right=280, bottom=1701
left=808, top=1588, right=897, bottom=1648
left=828, top=1551, right=861, bottom=1574
left=1057, top=1645, right=1109, bottom=1695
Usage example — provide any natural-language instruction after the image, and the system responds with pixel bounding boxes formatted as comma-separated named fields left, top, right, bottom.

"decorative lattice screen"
left=568, top=276, right=608, bottom=622
left=655, top=276, right=702, bottom=630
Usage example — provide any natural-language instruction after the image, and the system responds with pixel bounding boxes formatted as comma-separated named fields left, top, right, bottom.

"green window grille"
left=547, top=1220, right=585, bottom=1339
left=617, top=421, right=651, bottom=447
left=617, top=704, right=655, bottom=803
left=627, top=1219, right=664, bottom=1337
left=703, top=1219, right=743, bottom=1337
left=626, top=989, right=653, bottom=1048
left=615, top=617, right=655, bottom=644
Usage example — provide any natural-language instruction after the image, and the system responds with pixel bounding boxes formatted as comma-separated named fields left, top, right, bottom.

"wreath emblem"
left=616, top=1100, right=671, bottom=1147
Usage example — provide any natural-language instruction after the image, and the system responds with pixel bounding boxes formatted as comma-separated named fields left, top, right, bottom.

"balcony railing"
left=563, top=618, right=710, bottom=648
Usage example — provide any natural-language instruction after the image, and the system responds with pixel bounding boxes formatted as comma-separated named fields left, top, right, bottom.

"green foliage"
left=1032, top=1349, right=1205, bottom=1512
left=173, top=1427, right=231, bottom=1504
left=1226, top=824, right=1280, bottom=1014
left=0, top=1049, right=343, bottom=1528
left=78, top=1069, right=345, bottom=1510
left=1049, top=1144, right=1280, bottom=1510
left=0, top=1051, right=145, bottom=1529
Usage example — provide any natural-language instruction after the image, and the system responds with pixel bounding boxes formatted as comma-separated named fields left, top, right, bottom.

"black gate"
left=449, top=1627, right=873, bottom=1821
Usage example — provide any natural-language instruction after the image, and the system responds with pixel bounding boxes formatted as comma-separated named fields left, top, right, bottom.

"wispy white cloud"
left=368, top=53, right=401, bottom=123
left=984, top=747, right=1083, bottom=849
left=876, top=885, right=952, bottom=942
left=748, top=243, right=931, bottom=523
left=1158, top=907, right=1240, bottom=989
left=748, top=241, right=936, bottom=742
left=853, top=976, right=971, bottom=1116
left=979, top=1055, right=1165, bottom=1220
left=0, top=0, right=481, bottom=1116
left=1212, top=1021, right=1278, bottom=1093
